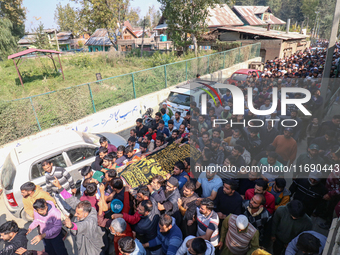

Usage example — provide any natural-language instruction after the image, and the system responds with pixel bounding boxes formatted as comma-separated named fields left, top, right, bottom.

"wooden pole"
left=50, top=54, right=57, bottom=72
left=13, top=59, right=24, bottom=88
left=140, top=18, right=146, bottom=57
left=57, top=54, right=65, bottom=80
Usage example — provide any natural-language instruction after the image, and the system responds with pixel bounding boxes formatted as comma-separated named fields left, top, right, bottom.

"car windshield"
left=1, top=155, right=16, bottom=190
left=167, top=92, right=191, bottom=107
left=231, top=73, right=248, bottom=81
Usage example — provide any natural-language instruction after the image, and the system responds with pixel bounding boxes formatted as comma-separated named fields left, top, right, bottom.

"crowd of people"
left=1, top=45, right=340, bottom=255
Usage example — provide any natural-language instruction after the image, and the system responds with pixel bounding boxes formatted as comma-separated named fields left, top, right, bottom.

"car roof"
left=170, top=80, right=218, bottom=95
left=234, top=69, right=260, bottom=74
left=14, top=131, right=85, bottom=164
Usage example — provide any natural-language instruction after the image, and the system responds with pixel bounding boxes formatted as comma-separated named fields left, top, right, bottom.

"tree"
left=54, top=3, right=80, bottom=35
left=157, top=0, right=221, bottom=54
left=33, top=23, right=54, bottom=50
left=0, top=0, right=26, bottom=38
left=0, top=18, right=17, bottom=60
left=72, top=0, right=136, bottom=49
left=146, top=5, right=161, bottom=28
left=127, top=7, right=141, bottom=27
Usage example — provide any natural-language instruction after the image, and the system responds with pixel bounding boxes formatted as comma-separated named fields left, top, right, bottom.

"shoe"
left=318, top=222, right=331, bottom=229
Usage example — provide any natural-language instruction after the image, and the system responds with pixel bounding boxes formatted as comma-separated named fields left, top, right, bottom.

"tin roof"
left=8, top=48, right=62, bottom=59
left=218, top=26, right=308, bottom=40
left=85, top=29, right=114, bottom=46
left=233, top=6, right=285, bottom=26
left=18, top=34, right=37, bottom=44
left=207, top=4, right=244, bottom=27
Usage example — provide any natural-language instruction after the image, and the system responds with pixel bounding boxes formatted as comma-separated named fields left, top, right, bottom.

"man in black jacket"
left=0, top=221, right=28, bottom=255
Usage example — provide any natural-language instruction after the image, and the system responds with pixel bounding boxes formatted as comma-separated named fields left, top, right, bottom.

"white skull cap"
left=236, top=215, right=249, bottom=230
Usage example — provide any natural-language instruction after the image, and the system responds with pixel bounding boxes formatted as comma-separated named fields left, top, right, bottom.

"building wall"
left=219, top=32, right=240, bottom=41
left=238, top=39, right=282, bottom=62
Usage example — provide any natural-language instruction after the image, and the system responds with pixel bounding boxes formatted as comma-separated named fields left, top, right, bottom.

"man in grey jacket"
left=52, top=177, right=104, bottom=255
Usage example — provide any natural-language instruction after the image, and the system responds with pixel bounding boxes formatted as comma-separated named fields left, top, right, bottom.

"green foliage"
left=68, top=54, right=93, bottom=68
left=54, top=3, right=79, bottom=36
left=148, top=51, right=179, bottom=67
left=33, top=23, right=54, bottom=50
left=157, top=0, right=221, bottom=53
left=0, top=0, right=26, bottom=38
left=0, top=18, right=17, bottom=60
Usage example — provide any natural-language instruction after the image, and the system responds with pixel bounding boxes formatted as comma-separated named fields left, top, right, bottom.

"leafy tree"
left=0, top=18, right=17, bottom=60
left=128, top=7, right=141, bottom=27
left=33, top=23, right=54, bottom=50
left=0, top=0, right=26, bottom=38
left=54, top=3, right=80, bottom=35
left=146, top=5, right=161, bottom=28
left=72, top=0, right=137, bottom=49
left=157, top=0, right=221, bottom=54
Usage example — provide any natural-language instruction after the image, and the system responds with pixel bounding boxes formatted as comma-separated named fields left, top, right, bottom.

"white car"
left=1, top=130, right=126, bottom=220
left=165, top=80, right=227, bottom=116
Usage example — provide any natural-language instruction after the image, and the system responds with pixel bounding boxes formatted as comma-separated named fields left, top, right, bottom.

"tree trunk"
left=184, top=32, right=188, bottom=54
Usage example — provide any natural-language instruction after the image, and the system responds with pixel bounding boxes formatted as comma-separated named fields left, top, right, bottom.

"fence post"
left=29, top=97, right=42, bottom=131
left=207, top=55, right=210, bottom=74
left=132, top=73, right=137, bottom=98
left=223, top=51, right=226, bottom=69
left=87, top=84, right=96, bottom=113
left=164, top=65, right=167, bottom=88
left=185, top=61, right=188, bottom=81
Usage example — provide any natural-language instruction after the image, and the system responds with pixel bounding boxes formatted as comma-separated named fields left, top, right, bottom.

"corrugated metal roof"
left=133, top=31, right=144, bottom=37
left=18, top=34, right=36, bottom=44
left=207, top=4, right=244, bottom=27
left=8, top=49, right=62, bottom=59
left=218, top=26, right=308, bottom=40
left=85, top=28, right=114, bottom=46
left=154, top=23, right=168, bottom=30
left=233, top=6, right=285, bottom=26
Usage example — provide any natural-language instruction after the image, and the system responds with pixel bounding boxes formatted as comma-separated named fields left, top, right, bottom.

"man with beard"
left=101, top=154, right=117, bottom=172
left=272, top=127, right=297, bottom=166
left=258, top=152, right=284, bottom=182
left=289, top=171, right=328, bottom=216
left=28, top=198, right=68, bottom=255
left=166, top=130, right=179, bottom=145
left=279, top=109, right=302, bottom=141
left=157, top=177, right=181, bottom=226
left=52, top=178, right=104, bottom=255
left=172, top=111, right=183, bottom=130
left=295, top=144, right=325, bottom=178
left=196, top=166, right=223, bottom=201
left=143, top=134, right=155, bottom=152
left=316, top=114, right=340, bottom=137
left=267, top=178, right=291, bottom=210
left=223, top=129, right=241, bottom=147
left=196, top=198, right=220, bottom=247
left=136, top=118, right=149, bottom=142
left=0, top=221, right=28, bottom=255
left=215, top=179, right=243, bottom=222
left=243, top=194, right=272, bottom=247
left=167, top=161, right=189, bottom=190
left=143, top=214, right=182, bottom=255
left=20, top=182, right=56, bottom=219
left=177, top=181, right=199, bottom=237
left=229, top=145, right=246, bottom=169
left=210, top=137, right=224, bottom=166
left=246, top=127, right=262, bottom=158
left=91, top=147, right=108, bottom=171
left=245, top=180, right=275, bottom=215
left=199, top=131, right=211, bottom=151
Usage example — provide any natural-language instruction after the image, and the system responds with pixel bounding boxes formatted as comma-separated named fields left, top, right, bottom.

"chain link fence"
left=0, top=43, right=261, bottom=145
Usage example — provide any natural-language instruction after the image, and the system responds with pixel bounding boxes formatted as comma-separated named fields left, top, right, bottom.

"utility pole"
left=319, top=0, right=340, bottom=119
left=140, top=18, right=146, bottom=57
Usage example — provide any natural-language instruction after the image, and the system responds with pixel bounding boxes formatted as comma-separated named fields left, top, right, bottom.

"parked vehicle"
left=165, top=80, right=227, bottom=116
left=1, top=130, right=126, bottom=220
left=142, top=107, right=154, bottom=127
left=224, top=69, right=262, bottom=85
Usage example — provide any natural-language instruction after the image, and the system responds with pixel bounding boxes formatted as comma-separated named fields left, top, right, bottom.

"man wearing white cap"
left=218, top=214, right=259, bottom=255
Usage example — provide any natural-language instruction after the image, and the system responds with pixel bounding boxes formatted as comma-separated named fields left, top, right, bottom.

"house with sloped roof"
left=232, top=6, right=286, bottom=27
left=85, top=26, right=137, bottom=52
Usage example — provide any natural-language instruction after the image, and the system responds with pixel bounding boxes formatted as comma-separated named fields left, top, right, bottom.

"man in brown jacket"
left=20, top=182, right=56, bottom=219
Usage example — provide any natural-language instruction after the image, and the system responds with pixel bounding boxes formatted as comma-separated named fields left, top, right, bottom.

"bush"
left=68, top=54, right=93, bottom=68
left=148, top=51, right=179, bottom=67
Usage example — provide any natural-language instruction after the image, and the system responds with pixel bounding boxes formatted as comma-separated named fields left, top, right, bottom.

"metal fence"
left=0, top=43, right=261, bottom=145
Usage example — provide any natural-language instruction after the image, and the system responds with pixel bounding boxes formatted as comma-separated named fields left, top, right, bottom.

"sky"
left=23, top=0, right=161, bottom=32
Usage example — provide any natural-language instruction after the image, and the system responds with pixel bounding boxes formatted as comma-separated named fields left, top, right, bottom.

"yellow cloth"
left=251, top=249, right=271, bottom=255
left=119, top=143, right=201, bottom=188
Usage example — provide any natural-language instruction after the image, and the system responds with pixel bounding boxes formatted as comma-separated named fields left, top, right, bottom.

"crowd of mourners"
left=1, top=42, right=340, bottom=255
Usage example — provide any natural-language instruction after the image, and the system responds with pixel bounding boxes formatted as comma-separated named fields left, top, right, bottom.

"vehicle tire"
left=21, top=209, right=33, bottom=222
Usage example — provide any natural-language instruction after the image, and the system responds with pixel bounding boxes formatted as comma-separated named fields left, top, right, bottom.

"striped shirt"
left=45, top=166, right=75, bottom=194
left=196, top=207, right=219, bottom=246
